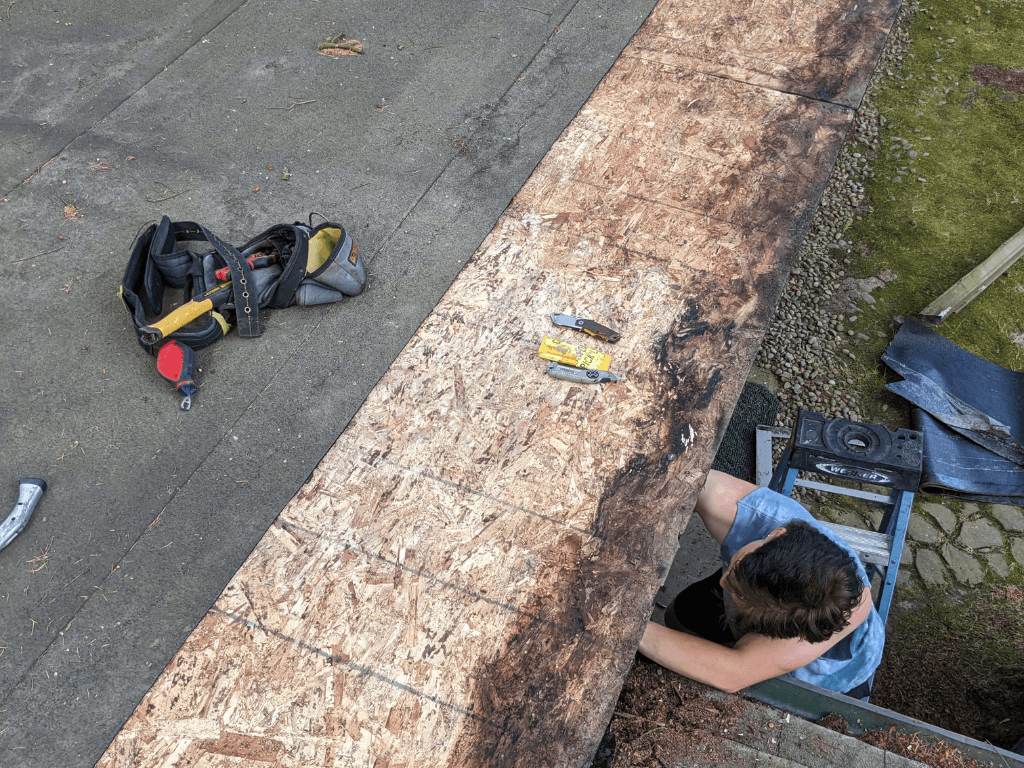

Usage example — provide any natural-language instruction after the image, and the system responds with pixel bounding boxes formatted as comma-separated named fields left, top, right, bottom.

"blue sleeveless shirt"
left=722, top=487, right=885, bottom=692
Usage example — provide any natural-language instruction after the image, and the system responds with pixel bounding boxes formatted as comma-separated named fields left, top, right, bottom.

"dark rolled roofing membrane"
left=882, top=318, right=1024, bottom=504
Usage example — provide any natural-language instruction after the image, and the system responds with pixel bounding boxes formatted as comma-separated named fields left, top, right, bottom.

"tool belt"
left=120, top=213, right=365, bottom=406
left=121, top=213, right=364, bottom=349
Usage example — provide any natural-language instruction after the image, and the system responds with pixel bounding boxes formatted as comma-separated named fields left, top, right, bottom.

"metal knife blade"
left=545, top=362, right=620, bottom=384
left=549, top=313, right=621, bottom=343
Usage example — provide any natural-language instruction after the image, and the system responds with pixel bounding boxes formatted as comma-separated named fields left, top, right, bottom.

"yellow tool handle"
left=538, top=336, right=611, bottom=371
left=140, top=291, right=222, bottom=346
left=141, top=297, right=215, bottom=345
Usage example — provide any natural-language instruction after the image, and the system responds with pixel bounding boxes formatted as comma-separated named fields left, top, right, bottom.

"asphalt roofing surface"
left=0, top=1, right=660, bottom=763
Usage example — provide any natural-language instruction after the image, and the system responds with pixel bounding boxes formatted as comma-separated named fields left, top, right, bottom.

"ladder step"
left=793, top=478, right=896, bottom=505
left=820, top=523, right=893, bottom=569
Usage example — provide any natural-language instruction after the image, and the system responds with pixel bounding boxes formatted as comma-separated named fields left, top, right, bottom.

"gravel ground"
left=754, top=0, right=923, bottom=438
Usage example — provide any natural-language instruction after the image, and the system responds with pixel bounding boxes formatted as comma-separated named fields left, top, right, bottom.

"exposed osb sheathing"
left=627, top=0, right=899, bottom=106
left=97, top=0, right=898, bottom=764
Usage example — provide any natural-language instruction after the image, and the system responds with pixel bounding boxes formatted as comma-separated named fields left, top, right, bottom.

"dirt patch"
left=875, top=655, right=1024, bottom=749
left=317, top=34, right=363, bottom=56
left=815, top=712, right=850, bottom=734
left=861, top=727, right=983, bottom=768
left=608, top=657, right=748, bottom=768
left=829, top=270, right=898, bottom=313
left=606, top=657, right=997, bottom=768
left=972, top=65, right=1024, bottom=94
left=823, top=684, right=1019, bottom=766
left=870, top=586, right=1024, bottom=751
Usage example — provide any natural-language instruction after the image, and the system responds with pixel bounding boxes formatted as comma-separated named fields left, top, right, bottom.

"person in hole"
left=639, top=470, right=884, bottom=697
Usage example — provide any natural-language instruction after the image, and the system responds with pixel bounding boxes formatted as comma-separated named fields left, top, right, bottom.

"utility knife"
left=545, top=362, right=620, bottom=384
left=549, top=313, right=621, bottom=343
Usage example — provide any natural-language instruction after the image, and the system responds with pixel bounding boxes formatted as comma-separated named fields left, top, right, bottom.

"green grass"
left=849, top=0, right=1024, bottom=373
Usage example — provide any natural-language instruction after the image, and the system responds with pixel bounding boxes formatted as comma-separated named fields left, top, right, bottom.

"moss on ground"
left=893, top=583, right=1024, bottom=666
left=848, top=0, right=1024, bottom=373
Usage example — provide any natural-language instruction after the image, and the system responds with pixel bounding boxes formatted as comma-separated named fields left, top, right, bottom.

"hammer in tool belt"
left=139, top=251, right=279, bottom=346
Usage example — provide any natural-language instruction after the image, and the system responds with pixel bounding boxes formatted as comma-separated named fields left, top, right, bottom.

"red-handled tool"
left=213, top=251, right=279, bottom=281
left=157, top=340, right=198, bottom=410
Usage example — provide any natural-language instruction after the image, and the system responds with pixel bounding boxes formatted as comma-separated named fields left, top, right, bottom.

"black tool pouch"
left=121, top=213, right=366, bottom=354
left=302, top=220, right=364, bottom=298
left=120, top=217, right=227, bottom=352
left=232, top=216, right=365, bottom=308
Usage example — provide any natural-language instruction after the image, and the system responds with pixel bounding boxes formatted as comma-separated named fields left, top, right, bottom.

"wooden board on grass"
left=96, top=0, right=898, bottom=763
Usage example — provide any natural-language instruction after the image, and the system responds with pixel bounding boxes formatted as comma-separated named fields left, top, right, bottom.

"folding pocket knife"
left=549, top=313, right=621, bottom=343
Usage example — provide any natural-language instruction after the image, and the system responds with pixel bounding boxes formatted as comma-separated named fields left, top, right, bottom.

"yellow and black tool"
left=550, top=313, right=621, bottom=343
left=139, top=252, right=278, bottom=346
left=140, top=280, right=234, bottom=346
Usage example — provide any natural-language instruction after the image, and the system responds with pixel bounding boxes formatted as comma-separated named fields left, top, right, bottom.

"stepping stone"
left=958, top=519, right=1003, bottom=550
left=941, top=544, right=985, bottom=586
left=1012, top=537, right=1024, bottom=568
left=908, top=514, right=940, bottom=544
left=991, top=504, right=1024, bottom=533
left=917, top=501, right=956, bottom=534
left=984, top=553, right=1010, bottom=578
left=915, top=549, right=947, bottom=586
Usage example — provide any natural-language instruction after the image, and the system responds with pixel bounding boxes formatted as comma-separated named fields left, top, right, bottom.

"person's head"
left=720, top=519, right=864, bottom=644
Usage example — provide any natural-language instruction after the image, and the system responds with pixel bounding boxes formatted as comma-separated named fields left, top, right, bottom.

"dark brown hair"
left=725, top=519, right=864, bottom=644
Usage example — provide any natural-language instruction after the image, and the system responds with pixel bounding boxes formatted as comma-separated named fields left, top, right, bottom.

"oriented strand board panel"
left=626, top=0, right=901, bottom=107
left=97, top=0, right=892, bottom=764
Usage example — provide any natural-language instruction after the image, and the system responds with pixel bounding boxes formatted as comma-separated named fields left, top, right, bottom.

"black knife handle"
left=576, top=319, right=621, bottom=343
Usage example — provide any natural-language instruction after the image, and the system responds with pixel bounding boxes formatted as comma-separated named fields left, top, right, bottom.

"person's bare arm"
left=639, top=585, right=874, bottom=693
left=695, top=469, right=759, bottom=544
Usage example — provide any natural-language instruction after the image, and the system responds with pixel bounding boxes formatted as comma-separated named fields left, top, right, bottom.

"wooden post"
left=920, top=224, right=1024, bottom=325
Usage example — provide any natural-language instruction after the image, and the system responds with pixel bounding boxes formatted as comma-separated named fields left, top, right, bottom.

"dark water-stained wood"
left=625, top=0, right=901, bottom=107
left=95, top=0, right=891, bottom=764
